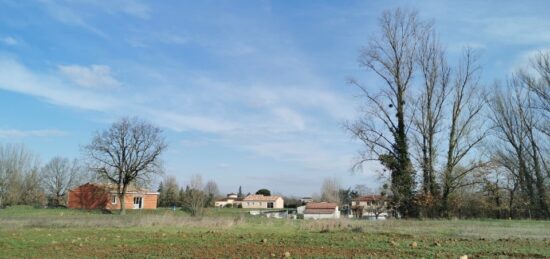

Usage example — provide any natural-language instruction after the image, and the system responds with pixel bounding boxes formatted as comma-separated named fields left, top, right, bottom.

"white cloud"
left=37, top=0, right=151, bottom=38
left=141, top=109, right=240, bottom=134
left=1, top=36, right=17, bottom=46
left=0, top=129, right=66, bottom=138
left=39, top=0, right=108, bottom=38
left=58, top=64, right=121, bottom=89
left=474, top=17, right=550, bottom=45
left=160, top=34, right=188, bottom=45
left=0, top=58, right=118, bottom=111
left=271, top=107, right=306, bottom=131
left=111, top=0, right=151, bottom=19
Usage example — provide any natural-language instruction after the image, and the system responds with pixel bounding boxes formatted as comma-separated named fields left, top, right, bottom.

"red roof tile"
left=353, top=195, right=385, bottom=202
left=305, top=202, right=338, bottom=209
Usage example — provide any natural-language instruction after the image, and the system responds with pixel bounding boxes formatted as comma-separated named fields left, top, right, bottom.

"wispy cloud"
left=472, top=16, right=550, bottom=45
left=58, top=64, right=121, bottom=90
left=36, top=0, right=151, bottom=38
left=0, top=58, right=118, bottom=111
left=106, top=0, right=151, bottom=19
left=0, top=56, right=358, bottom=176
left=1, top=36, right=17, bottom=46
left=38, top=0, right=108, bottom=38
left=0, top=129, right=67, bottom=138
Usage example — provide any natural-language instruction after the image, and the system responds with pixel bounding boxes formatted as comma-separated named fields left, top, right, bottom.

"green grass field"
left=1, top=206, right=549, bottom=258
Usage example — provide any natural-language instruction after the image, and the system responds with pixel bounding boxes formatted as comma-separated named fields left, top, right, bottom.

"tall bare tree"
left=413, top=26, right=450, bottom=201
left=320, top=177, right=342, bottom=205
left=85, top=117, right=166, bottom=215
left=489, top=58, right=550, bottom=218
left=525, top=51, right=550, bottom=137
left=348, top=8, right=425, bottom=217
left=489, top=80, right=550, bottom=217
left=204, top=180, right=220, bottom=197
left=41, top=157, right=84, bottom=206
left=181, top=174, right=207, bottom=216
left=0, top=144, right=41, bottom=207
left=440, top=49, right=487, bottom=216
left=204, top=180, right=220, bottom=207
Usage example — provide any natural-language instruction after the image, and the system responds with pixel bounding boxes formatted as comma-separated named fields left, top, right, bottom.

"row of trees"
left=0, top=144, right=88, bottom=207
left=318, top=177, right=384, bottom=208
left=349, top=8, right=550, bottom=219
left=0, top=117, right=168, bottom=216
left=157, top=174, right=220, bottom=216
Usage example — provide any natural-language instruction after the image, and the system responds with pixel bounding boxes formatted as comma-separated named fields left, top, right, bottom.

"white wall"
left=303, top=210, right=340, bottom=219
left=242, top=197, right=284, bottom=209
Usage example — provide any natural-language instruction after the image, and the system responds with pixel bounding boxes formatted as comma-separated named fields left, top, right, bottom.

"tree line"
left=0, top=143, right=89, bottom=208
left=348, top=8, right=550, bottom=219
left=157, top=174, right=220, bottom=216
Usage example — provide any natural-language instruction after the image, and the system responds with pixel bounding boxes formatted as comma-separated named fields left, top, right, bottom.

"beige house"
left=298, top=202, right=340, bottom=219
left=214, top=193, right=243, bottom=208
left=241, top=195, right=284, bottom=209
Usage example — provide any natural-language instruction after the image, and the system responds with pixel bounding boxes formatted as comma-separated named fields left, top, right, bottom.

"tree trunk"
left=441, top=187, right=450, bottom=218
left=531, top=145, right=549, bottom=218
left=119, top=193, right=126, bottom=215
left=119, top=184, right=128, bottom=215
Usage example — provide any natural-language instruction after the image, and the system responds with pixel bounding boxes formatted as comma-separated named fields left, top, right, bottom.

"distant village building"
left=67, top=183, right=159, bottom=210
left=241, top=195, right=284, bottom=209
left=298, top=202, right=340, bottom=219
left=214, top=193, right=243, bottom=208
left=300, top=197, right=313, bottom=204
left=351, top=195, right=388, bottom=219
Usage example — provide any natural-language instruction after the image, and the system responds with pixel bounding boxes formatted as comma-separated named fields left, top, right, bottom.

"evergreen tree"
left=157, top=181, right=164, bottom=206
left=237, top=186, right=243, bottom=198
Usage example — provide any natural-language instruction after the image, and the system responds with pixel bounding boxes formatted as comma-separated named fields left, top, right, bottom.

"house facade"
left=214, top=193, right=243, bottom=208
left=351, top=195, right=388, bottom=219
left=241, top=195, right=284, bottom=209
left=67, top=183, right=159, bottom=210
left=299, top=202, right=340, bottom=219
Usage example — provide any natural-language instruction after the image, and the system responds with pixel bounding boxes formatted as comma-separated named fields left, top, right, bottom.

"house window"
left=111, top=195, right=117, bottom=204
left=133, top=197, right=143, bottom=209
left=267, top=202, right=274, bottom=208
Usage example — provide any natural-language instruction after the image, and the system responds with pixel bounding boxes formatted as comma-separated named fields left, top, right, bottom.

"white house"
left=241, top=195, right=284, bottom=209
left=299, top=202, right=340, bottom=219
left=214, top=193, right=243, bottom=208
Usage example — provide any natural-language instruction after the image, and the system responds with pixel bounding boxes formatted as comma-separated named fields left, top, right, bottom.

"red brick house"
left=67, top=183, right=159, bottom=210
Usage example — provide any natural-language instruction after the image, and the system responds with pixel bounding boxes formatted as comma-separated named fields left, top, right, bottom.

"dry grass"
left=2, top=207, right=550, bottom=258
left=0, top=214, right=249, bottom=230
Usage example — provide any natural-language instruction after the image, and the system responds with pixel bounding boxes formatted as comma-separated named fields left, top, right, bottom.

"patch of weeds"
left=351, top=226, right=365, bottom=233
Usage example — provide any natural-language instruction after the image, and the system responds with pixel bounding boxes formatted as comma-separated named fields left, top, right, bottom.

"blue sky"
left=0, top=0, right=549, bottom=196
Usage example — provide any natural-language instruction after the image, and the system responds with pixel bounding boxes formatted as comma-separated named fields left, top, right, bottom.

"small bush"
left=351, top=226, right=365, bottom=233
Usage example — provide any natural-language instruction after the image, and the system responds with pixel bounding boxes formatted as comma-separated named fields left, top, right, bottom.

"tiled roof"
left=304, top=208, right=336, bottom=214
left=305, top=202, right=338, bottom=209
left=216, top=197, right=243, bottom=202
left=242, top=195, right=282, bottom=201
left=353, top=195, right=385, bottom=202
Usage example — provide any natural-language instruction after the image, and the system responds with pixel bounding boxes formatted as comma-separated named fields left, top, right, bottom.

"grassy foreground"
left=1, top=206, right=550, bottom=258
